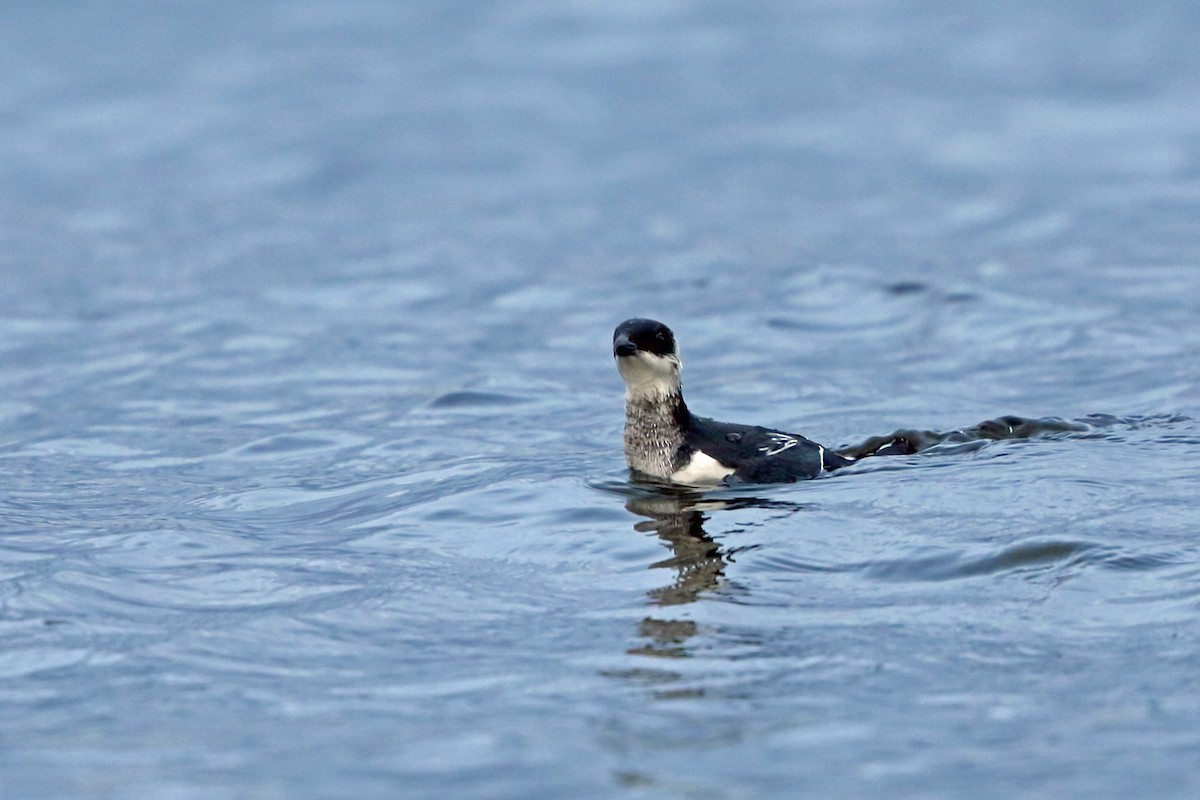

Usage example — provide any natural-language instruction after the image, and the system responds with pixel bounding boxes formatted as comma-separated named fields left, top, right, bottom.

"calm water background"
left=2, top=2, right=1200, bottom=798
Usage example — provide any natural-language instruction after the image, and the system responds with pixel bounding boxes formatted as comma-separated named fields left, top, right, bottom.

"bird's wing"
left=687, top=417, right=827, bottom=482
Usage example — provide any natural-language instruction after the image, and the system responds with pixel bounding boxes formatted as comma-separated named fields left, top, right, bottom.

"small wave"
left=863, top=539, right=1096, bottom=582
left=739, top=540, right=1099, bottom=582
left=1098, top=549, right=1195, bottom=571
left=428, top=391, right=530, bottom=409
left=861, top=540, right=1195, bottom=583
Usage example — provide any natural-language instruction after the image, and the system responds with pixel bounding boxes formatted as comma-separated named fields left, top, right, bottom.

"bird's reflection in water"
left=622, top=486, right=805, bottom=659
left=628, top=492, right=727, bottom=607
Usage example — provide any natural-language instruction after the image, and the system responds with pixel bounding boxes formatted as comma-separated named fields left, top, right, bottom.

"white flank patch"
left=671, top=451, right=735, bottom=485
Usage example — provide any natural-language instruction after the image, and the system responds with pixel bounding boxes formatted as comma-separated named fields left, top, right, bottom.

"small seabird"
left=613, top=318, right=856, bottom=485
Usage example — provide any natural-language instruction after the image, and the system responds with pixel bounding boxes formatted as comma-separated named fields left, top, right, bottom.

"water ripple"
left=862, top=539, right=1097, bottom=582
left=752, top=540, right=1197, bottom=584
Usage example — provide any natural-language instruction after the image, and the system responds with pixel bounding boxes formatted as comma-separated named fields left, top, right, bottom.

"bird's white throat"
left=616, top=351, right=682, bottom=404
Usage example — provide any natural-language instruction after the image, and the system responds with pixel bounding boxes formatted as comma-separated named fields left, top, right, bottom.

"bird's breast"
left=669, top=450, right=736, bottom=485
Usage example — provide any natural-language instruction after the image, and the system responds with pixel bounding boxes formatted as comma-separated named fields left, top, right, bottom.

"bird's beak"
left=613, top=334, right=637, bottom=358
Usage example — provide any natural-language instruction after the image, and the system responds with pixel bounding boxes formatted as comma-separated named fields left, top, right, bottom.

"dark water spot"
left=885, top=280, right=929, bottom=295
left=429, top=390, right=528, bottom=408
left=765, top=316, right=850, bottom=332
left=766, top=317, right=805, bottom=331
left=883, top=281, right=977, bottom=303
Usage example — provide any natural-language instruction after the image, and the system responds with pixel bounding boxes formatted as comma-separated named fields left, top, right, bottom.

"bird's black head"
left=613, top=318, right=678, bottom=359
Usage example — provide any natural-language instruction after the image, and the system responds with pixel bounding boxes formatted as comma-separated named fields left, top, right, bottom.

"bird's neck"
left=623, top=387, right=690, bottom=479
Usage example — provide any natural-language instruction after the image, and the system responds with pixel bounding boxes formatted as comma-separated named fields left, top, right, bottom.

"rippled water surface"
left=3, top=2, right=1200, bottom=798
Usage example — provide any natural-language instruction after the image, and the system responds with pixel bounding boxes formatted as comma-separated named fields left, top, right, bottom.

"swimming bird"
left=613, top=317, right=856, bottom=485
left=612, top=318, right=1129, bottom=485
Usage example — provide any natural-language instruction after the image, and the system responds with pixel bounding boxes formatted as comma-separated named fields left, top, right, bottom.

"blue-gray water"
left=3, top=2, right=1200, bottom=798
